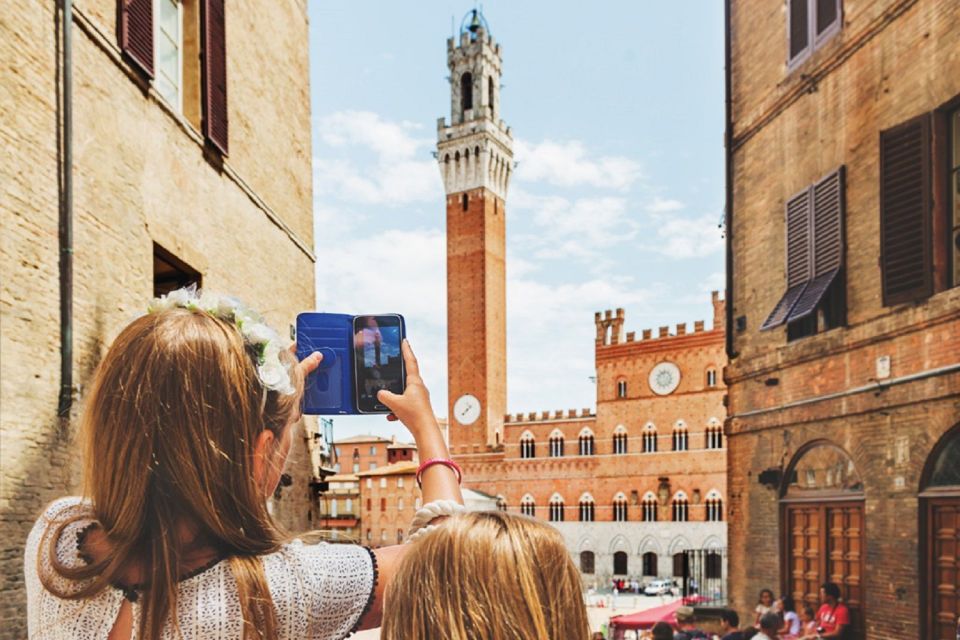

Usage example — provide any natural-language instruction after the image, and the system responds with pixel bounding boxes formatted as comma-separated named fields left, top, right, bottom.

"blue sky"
left=309, top=2, right=726, bottom=440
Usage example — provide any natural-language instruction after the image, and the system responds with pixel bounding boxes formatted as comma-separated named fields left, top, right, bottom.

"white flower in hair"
left=145, top=286, right=296, bottom=395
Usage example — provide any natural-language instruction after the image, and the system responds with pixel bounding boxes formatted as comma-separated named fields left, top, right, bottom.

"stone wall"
left=0, top=1, right=314, bottom=635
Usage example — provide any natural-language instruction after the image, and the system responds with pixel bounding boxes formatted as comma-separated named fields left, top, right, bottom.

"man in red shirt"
left=815, top=582, right=850, bottom=638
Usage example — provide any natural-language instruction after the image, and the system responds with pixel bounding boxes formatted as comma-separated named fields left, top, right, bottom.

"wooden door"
left=783, top=501, right=864, bottom=638
left=926, top=498, right=960, bottom=640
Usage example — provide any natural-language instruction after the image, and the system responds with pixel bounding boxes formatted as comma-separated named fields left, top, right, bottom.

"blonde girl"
left=381, top=511, right=591, bottom=640
left=24, top=289, right=462, bottom=639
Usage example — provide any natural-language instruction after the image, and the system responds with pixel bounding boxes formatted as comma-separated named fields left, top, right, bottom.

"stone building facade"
left=725, top=0, right=960, bottom=637
left=0, top=1, right=315, bottom=635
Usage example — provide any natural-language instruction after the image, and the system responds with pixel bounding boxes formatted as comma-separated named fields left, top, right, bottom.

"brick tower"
left=438, top=9, right=513, bottom=452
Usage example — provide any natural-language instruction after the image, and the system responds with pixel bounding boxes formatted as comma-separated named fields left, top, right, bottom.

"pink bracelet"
left=416, top=458, right=462, bottom=487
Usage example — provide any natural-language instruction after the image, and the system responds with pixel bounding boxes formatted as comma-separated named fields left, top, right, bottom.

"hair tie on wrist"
left=416, top=458, right=462, bottom=487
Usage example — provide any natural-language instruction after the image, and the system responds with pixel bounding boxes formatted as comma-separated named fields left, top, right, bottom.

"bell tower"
left=438, top=9, right=512, bottom=452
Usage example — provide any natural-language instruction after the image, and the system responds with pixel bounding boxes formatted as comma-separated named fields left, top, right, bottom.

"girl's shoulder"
left=26, top=497, right=95, bottom=567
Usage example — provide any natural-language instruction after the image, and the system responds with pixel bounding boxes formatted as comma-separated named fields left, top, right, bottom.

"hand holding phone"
left=372, top=340, right=436, bottom=435
left=296, top=313, right=406, bottom=414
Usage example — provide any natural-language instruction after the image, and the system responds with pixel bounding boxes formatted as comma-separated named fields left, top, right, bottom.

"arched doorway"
left=780, top=440, right=864, bottom=638
left=580, top=550, right=596, bottom=575
left=920, top=424, right=960, bottom=639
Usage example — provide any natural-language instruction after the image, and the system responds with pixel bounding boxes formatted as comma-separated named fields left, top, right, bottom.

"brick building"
left=0, top=1, right=316, bottom=635
left=437, top=10, right=728, bottom=589
left=724, top=0, right=960, bottom=637
left=357, top=462, right=421, bottom=547
left=334, top=434, right=395, bottom=474
left=316, top=472, right=361, bottom=542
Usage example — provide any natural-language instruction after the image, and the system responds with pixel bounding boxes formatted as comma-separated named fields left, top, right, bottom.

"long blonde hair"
left=381, top=511, right=590, bottom=640
left=39, top=306, right=303, bottom=640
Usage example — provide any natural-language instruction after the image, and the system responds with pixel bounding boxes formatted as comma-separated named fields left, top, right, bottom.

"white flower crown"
left=147, top=286, right=295, bottom=395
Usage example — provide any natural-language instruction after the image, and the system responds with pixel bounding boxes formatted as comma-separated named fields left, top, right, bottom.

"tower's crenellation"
left=437, top=22, right=513, bottom=200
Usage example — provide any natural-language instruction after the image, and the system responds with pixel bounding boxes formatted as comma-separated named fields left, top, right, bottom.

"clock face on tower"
left=453, top=394, right=481, bottom=425
left=648, top=362, right=681, bottom=395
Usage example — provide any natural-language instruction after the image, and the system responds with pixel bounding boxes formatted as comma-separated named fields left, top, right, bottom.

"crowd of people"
left=617, top=584, right=850, bottom=640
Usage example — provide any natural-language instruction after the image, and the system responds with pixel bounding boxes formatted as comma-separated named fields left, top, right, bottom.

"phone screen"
left=352, top=314, right=405, bottom=413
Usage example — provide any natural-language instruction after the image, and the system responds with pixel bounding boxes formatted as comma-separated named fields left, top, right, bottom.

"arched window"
left=549, top=430, right=565, bottom=457
left=613, top=425, right=628, bottom=454
left=642, top=552, right=658, bottom=577
left=643, top=424, right=658, bottom=453
left=444, top=153, right=450, bottom=164
left=578, top=428, right=595, bottom=456
left=672, top=552, right=688, bottom=578
left=580, top=550, right=595, bottom=574
left=548, top=494, right=565, bottom=522
left=706, top=419, right=723, bottom=449
left=613, top=551, right=628, bottom=576
left=461, top=193, right=468, bottom=211
left=578, top=494, right=595, bottom=522
left=920, top=424, right=960, bottom=638
left=705, top=490, right=723, bottom=522
left=613, top=492, right=628, bottom=522
left=520, top=494, right=535, bottom=517
left=460, top=72, right=473, bottom=113
left=781, top=441, right=865, bottom=627
left=617, top=379, right=628, bottom=398
left=672, top=421, right=688, bottom=451
left=496, top=495, right=507, bottom=512
left=706, top=368, right=718, bottom=387
left=488, top=75, right=495, bottom=118
left=519, top=431, right=535, bottom=459
left=642, top=492, right=658, bottom=522
left=672, top=492, right=689, bottom=522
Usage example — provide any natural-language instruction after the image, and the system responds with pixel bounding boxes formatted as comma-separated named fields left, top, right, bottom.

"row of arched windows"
left=612, top=368, right=720, bottom=399
left=579, top=550, right=723, bottom=578
left=518, top=422, right=723, bottom=459
left=515, top=491, right=724, bottom=523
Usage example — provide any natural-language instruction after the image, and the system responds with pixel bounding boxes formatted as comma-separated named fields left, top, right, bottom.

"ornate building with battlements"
left=437, top=10, right=728, bottom=587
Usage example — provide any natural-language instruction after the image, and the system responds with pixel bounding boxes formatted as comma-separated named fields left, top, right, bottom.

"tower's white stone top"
left=437, top=22, right=513, bottom=200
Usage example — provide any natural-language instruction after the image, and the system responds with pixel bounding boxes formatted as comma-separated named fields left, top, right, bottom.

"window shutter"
left=789, top=0, right=810, bottom=62
left=787, top=167, right=844, bottom=322
left=761, top=188, right=811, bottom=330
left=880, top=114, right=932, bottom=305
left=119, top=0, right=154, bottom=77
left=201, top=0, right=228, bottom=155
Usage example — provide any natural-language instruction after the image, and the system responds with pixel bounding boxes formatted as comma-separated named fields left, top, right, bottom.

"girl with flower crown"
left=24, top=287, right=464, bottom=640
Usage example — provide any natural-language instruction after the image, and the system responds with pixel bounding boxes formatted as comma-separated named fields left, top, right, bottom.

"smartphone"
left=352, top=314, right=406, bottom=413
left=295, top=312, right=406, bottom=415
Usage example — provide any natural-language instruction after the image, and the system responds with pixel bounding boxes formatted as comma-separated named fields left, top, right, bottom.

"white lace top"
left=24, top=498, right=377, bottom=639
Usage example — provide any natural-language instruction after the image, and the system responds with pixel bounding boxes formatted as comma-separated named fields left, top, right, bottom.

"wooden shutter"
left=761, top=188, right=812, bottom=330
left=788, top=167, right=845, bottom=322
left=201, top=0, right=228, bottom=155
left=880, top=114, right=932, bottom=305
left=119, top=0, right=154, bottom=77
left=789, top=0, right=810, bottom=62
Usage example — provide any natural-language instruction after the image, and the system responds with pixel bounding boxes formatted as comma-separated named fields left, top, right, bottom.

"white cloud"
left=510, top=188, right=639, bottom=262
left=646, top=197, right=685, bottom=213
left=651, top=213, right=725, bottom=258
left=514, top=139, right=642, bottom=190
left=314, top=111, right=442, bottom=206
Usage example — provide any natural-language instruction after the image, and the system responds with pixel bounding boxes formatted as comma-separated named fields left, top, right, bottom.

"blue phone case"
left=296, top=313, right=406, bottom=415
left=296, top=313, right=355, bottom=415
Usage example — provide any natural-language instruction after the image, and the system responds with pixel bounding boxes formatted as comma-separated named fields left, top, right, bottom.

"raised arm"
left=357, top=339, right=463, bottom=629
